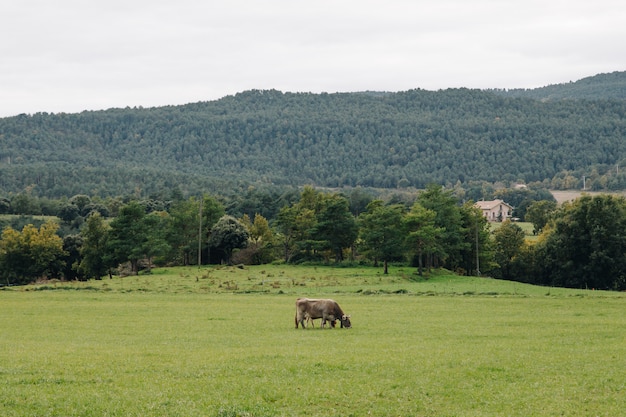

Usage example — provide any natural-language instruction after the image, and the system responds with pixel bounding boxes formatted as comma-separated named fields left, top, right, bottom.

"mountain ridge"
left=488, top=70, right=626, bottom=101
left=1, top=71, right=625, bottom=198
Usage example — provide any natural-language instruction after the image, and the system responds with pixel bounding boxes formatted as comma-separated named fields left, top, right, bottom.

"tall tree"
left=492, top=220, right=526, bottom=280
left=62, top=234, right=84, bottom=281
left=525, top=200, right=557, bottom=235
left=358, top=201, right=406, bottom=274
left=238, top=213, right=275, bottom=264
left=106, top=201, right=147, bottom=275
left=459, top=202, right=494, bottom=276
left=79, top=212, right=111, bottom=279
left=404, top=203, right=443, bottom=276
left=140, top=211, right=170, bottom=272
left=417, top=184, right=468, bottom=270
left=208, top=215, right=249, bottom=265
left=348, top=187, right=374, bottom=216
left=167, top=197, right=201, bottom=266
left=275, top=204, right=316, bottom=262
left=202, top=195, right=226, bottom=264
left=314, top=195, right=358, bottom=262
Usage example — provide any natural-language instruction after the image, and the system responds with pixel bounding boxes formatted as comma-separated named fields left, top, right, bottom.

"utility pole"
left=198, top=196, right=203, bottom=267
left=475, top=222, right=480, bottom=276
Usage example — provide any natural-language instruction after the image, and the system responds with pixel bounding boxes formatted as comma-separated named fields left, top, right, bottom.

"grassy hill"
left=12, top=263, right=579, bottom=296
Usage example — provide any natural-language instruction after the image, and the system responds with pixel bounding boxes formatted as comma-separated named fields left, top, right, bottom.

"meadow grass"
left=489, top=221, right=538, bottom=241
left=1, top=264, right=625, bottom=416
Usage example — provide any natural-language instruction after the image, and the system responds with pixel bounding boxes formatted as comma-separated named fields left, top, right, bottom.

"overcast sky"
left=1, top=0, right=624, bottom=117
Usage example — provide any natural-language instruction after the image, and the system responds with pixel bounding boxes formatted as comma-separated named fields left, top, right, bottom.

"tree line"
left=2, top=185, right=625, bottom=291
left=0, top=185, right=487, bottom=285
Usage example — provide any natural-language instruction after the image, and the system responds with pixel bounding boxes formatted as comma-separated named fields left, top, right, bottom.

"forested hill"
left=1, top=74, right=626, bottom=198
left=490, top=71, right=626, bottom=101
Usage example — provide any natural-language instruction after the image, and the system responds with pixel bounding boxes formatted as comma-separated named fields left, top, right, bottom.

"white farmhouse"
left=475, top=199, right=513, bottom=222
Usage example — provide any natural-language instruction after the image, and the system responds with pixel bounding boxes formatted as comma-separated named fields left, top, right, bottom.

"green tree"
left=273, top=187, right=324, bottom=263
left=237, top=213, right=275, bottom=264
left=0, top=222, right=66, bottom=285
left=202, top=195, right=226, bottom=264
left=141, top=211, right=170, bottom=271
left=81, top=202, right=110, bottom=218
left=275, top=204, right=316, bottom=262
left=62, top=234, right=84, bottom=281
left=68, top=194, right=92, bottom=213
left=79, top=212, right=110, bottom=279
left=404, top=203, right=443, bottom=276
left=106, top=202, right=172, bottom=274
left=0, top=197, right=11, bottom=214
left=525, top=200, right=557, bottom=235
left=537, top=195, right=626, bottom=290
left=106, top=201, right=147, bottom=275
left=58, top=204, right=81, bottom=223
left=167, top=197, right=201, bottom=266
left=10, top=193, right=39, bottom=215
left=208, top=215, right=249, bottom=265
left=299, top=186, right=323, bottom=212
left=358, top=201, right=406, bottom=274
left=348, top=187, right=374, bottom=216
left=314, top=195, right=358, bottom=262
left=459, top=202, right=494, bottom=276
left=417, top=184, right=468, bottom=270
left=492, top=220, right=526, bottom=280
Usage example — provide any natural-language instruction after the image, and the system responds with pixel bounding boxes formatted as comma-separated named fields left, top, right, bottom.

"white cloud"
left=1, top=0, right=624, bottom=116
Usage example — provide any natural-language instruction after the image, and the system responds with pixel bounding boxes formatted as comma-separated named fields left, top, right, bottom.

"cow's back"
left=295, top=298, right=338, bottom=328
left=296, top=298, right=324, bottom=317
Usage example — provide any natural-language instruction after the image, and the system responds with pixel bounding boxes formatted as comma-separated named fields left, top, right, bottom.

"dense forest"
left=1, top=71, right=626, bottom=199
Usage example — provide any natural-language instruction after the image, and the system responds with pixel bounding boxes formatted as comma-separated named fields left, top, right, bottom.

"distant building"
left=475, top=199, right=513, bottom=222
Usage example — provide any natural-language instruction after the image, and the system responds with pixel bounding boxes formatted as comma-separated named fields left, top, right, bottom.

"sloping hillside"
left=491, top=71, right=626, bottom=101
left=1, top=73, right=626, bottom=198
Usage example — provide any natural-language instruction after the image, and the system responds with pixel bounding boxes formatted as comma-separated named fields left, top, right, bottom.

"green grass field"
left=489, top=221, right=538, bottom=241
left=1, top=265, right=625, bottom=416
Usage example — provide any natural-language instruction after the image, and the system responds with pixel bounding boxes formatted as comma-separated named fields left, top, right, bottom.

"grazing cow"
left=295, top=298, right=351, bottom=329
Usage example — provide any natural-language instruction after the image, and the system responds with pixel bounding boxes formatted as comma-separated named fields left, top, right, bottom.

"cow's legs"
left=296, top=313, right=307, bottom=329
left=321, top=314, right=336, bottom=328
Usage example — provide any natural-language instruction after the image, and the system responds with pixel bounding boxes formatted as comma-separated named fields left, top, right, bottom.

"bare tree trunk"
left=417, top=250, right=423, bottom=276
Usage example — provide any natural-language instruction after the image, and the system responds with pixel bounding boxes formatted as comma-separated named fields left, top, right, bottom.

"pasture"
left=1, top=265, right=625, bottom=416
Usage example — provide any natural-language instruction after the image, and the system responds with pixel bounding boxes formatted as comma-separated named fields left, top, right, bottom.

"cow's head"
left=340, top=314, right=352, bottom=328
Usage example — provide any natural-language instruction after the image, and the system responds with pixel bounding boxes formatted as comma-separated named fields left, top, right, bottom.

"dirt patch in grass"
left=550, top=190, right=626, bottom=204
